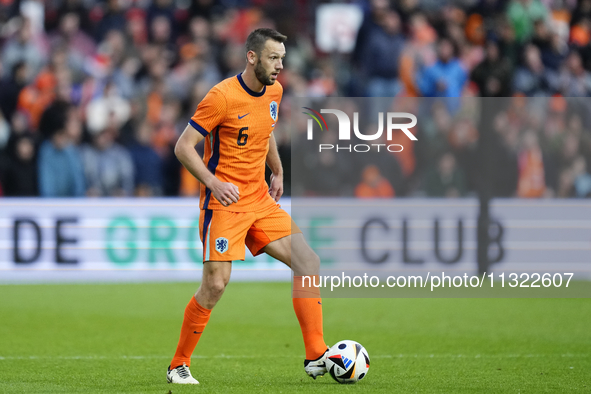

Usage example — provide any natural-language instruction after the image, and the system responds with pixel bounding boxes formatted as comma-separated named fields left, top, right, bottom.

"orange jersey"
left=190, top=73, right=282, bottom=211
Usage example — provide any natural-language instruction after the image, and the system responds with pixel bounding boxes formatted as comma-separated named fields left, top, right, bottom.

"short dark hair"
left=39, top=100, right=71, bottom=140
left=245, top=28, right=287, bottom=56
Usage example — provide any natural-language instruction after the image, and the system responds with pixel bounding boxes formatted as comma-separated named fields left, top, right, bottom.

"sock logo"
left=342, top=356, right=352, bottom=369
left=215, top=237, right=229, bottom=253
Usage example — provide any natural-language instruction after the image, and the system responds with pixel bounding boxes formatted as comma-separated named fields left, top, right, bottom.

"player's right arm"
left=175, top=124, right=239, bottom=206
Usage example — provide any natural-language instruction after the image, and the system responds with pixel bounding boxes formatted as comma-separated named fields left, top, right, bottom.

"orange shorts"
left=198, top=203, right=301, bottom=262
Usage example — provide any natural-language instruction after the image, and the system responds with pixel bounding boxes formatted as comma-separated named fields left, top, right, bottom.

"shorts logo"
left=270, top=101, right=278, bottom=121
left=215, top=237, right=229, bottom=253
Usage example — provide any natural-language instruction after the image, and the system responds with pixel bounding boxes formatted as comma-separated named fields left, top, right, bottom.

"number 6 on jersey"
left=237, top=127, right=248, bottom=146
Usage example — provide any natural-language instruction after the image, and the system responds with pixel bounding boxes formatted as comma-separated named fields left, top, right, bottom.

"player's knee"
left=293, top=249, right=320, bottom=276
left=304, top=251, right=320, bottom=272
left=207, top=279, right=226, bottom=299
left=300, top=245, right=320, bottom=264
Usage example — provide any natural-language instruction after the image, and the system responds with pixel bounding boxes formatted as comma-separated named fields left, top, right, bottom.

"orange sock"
left=170, top=296, right=211, bottom=368
left=292, top=275, right=328, bottom=360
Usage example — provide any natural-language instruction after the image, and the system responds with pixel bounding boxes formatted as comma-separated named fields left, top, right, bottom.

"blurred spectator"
left=354, top=124, right=405, bottom=193
left=9, top=110, right=31, bottom=138
left=531, top=19, right=551, bottom=52
left=416, top=38, right=467, bottom=98
left=355, top=165, right=395, bottom=198
left=117, top=97, right=144, bottom=146
left=149, top=14, right=177, bottom=64
left=148, top=98, right=180, bottom=160
left=103, top=30, right=139, bottom=100
left=1, top=17, right=46, bottom=82
left=539, top=97, right=568, bottom=157
left=307, top=60, right=338, bottom=97
left=496, top=19, right=521, bottom=68
left=517, top=130, right=547, bottom=198
left=126, top=8, right=148, bottom=47
left=188, top=0, right=221, bottom=20
left=557, top=51, right=591, bottom=96
left=0, top=0, right=17, bottom=26
left=17, top=52, right=64, bottom=130
left=85, top=81, right=131, bottom=136
left=571, top=0, right=591, bottom=26
left=489, top=112, right=519, bottom=197
left=532, top=20, right=568, bottom=71
left=416, top=99, right=452, bottom=171
left=555, top=131, right=582, bottom=182
left=167, top=43, right=221, bottom=101
left=1, top=132, right=38, bottom=196
left=513, top=44, right=558, bottom=95
left=179, top=165, right=201, bottom=197
left=147, top=0, right=177, bottom=42
left=471, top=40, right=512, bottom=97
left=572, top=156, right=591, bottom=197
left=0, top=61, right=28, bottom=120
left=49, top=12, right=96, bottom=76
left=95, top=0, right=128, bottom=42
left=296, top=127, right=356, bottom=196
left=424, top=152, right=467, bottom=197
left=127, top=122, right=163, bottom=196
left=53, top=0, right=93, bottom=36
left=37, top=102, right=85, bottom=197
left=398, top=12, right=437, bottom=97
left=447, top=118, right=478, bottom=150
left=354, top=6, right=405, bottom=97
left=569, top=15, right=591, bottom=50
left=557, top=166, right=575, bottom=197
left=81, top=115, right=134, bottom=197
left=507, top=0, right=548, bottom=43
left=544, top=32, right=569, bottom=71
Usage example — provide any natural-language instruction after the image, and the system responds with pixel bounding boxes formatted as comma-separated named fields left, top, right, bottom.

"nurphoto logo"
left=302, top=107, right=417, bottom=153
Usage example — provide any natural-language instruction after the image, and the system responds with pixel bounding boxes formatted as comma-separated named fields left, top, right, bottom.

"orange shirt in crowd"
left=517, top=148, right=546, bottom=198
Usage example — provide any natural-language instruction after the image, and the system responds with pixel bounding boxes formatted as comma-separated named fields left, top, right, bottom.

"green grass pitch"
left=0, top=282, right=589, bottom=393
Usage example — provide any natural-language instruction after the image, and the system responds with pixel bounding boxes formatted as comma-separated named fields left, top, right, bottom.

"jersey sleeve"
left=189, top=87, right=227, bottom=136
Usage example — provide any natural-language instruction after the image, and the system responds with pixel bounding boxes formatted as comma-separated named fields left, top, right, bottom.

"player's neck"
left=241, top=69, right=264, bottom=93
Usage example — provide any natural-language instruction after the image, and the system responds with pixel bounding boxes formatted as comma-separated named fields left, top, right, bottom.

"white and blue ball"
left=325, top=340, right=370, bottom=384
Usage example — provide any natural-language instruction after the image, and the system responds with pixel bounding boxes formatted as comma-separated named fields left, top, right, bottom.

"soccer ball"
left=325, top=340, right=370, bottom=384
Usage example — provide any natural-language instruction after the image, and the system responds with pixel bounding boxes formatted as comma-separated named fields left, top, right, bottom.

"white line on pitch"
left=0, top=354, right=587, bottom=360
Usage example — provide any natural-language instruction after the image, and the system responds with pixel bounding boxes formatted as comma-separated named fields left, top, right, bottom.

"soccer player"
left=167, top=28, right=328, bottom=384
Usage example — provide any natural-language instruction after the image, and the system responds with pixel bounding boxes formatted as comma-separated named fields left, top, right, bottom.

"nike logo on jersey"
left=238, top=113, right=250, bottom=119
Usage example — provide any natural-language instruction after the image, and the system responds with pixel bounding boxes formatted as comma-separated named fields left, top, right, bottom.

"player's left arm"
left=266, top=132, right=283, bottom=202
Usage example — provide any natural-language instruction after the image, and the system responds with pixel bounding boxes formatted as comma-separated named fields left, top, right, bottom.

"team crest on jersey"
left=215, top=237, right=229, bottom=253
left=270, top=101, right=278, bottom=121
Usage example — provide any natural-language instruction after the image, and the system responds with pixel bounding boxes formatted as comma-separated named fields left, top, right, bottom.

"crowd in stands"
left=0, top=0, right=590, bottom=199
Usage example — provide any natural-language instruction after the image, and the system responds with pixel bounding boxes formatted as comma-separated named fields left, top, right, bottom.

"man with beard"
left=167, top=28, right=328, bottom=384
